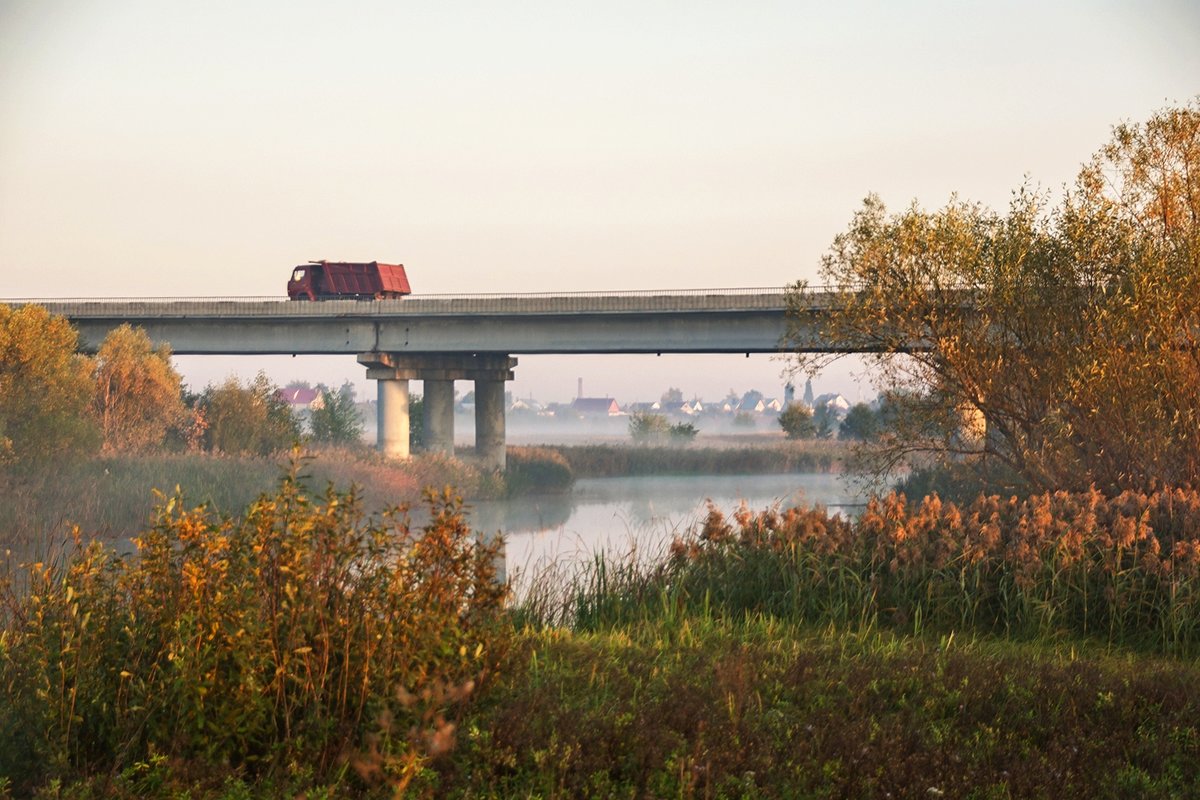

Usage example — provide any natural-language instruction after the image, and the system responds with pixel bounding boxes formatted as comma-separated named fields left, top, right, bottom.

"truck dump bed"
left=320, top=262, right=412, bottom=297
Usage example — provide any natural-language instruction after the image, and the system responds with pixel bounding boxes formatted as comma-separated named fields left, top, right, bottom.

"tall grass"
left=520, top=487, right=1200, bottom=655
left=0, top=458, right=508, bottom=797
left=502, top=447, right=575, bottom=496
left=0, top=450, right=510, bottom=560
left=552, top=441, right=844, bottom=478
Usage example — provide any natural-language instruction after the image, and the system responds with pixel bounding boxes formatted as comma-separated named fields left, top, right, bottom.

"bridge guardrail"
left=4, top=287, right=832, bottom=318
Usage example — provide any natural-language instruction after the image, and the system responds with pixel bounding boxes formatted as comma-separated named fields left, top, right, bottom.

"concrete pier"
left=474, top=378, right=507, bottom=470
left=423, top=378, right=456, bottom=456
left=376, top=378, right=410, bottom=459
left=359, top=352, right=516, bottom=465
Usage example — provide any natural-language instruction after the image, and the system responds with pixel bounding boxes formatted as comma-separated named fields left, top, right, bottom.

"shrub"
left=667, top=421, right=699, bottom=445
left=732, top=411, right=756, bottom=428
left=628, top=412, right=670, bottom=444
left=504, top=447, right=574, bottom=495
left=528, top=486, right=1200, bottom=656
left=0, top=456, right=509, bottom=796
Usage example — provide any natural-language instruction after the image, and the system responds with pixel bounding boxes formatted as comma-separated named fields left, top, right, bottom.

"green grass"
left=444, top=616, right=1200, bottom=798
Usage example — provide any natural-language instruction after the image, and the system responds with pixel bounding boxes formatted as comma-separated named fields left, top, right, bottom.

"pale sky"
left=2, top=1, right=1197, bottom=404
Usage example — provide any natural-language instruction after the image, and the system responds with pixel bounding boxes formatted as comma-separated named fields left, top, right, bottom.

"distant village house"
left=277, top=386, right=325, bottom=412
left=571, top=397, right=621, bottom=416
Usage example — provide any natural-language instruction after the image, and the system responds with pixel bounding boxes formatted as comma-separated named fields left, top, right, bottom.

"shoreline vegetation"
left=0, top=441, right=848, bottom=550
left=4, top=466, right=1200, bottom=797
left=545, top=440, right=846, bottom=479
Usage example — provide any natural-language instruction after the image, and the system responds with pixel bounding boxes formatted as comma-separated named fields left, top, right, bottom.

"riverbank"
left=0, top=442, right=850, bottom=549
left=5, top=469, right=1200, bottom=797
left=543, top=440, right=849, bottom=479
left=0, top=449, right=492, bottom=549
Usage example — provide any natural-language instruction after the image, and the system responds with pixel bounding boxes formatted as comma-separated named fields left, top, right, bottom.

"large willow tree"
left=787, top=100, right=1200, bottom=494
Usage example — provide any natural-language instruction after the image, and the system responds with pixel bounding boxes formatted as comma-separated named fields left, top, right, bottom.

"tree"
left=840, top=403, right=878, bottom=442
left=777, top=404, right=815, bottom=439
left=812, top=404, right=837, bottom=440
left=309, top=382, right=364, bottom=446
left=732, top=411, right=756, bottom=429
left=198, top=373, right=300, bottom=455
left=786, top=100, right=1200, bottom=494
left=409, top=394, right=425, bottom=451
left=660, top=387, right=684, bottom=405
left=629, top=412, right=670, bottom=444
left=0, top=304, right=97, bottom=463
left=93, top=324, right=187, bottom=452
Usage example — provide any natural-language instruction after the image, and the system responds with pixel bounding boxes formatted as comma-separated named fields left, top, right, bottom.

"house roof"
left=814, top=393, right=851, bottom=412
left=572, top=397, right=620, bottom=414
left=277, top=387, right=321, bottom=406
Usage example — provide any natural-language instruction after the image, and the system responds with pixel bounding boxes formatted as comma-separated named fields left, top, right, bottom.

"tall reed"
left=523, top=487, right=1200, bottom=655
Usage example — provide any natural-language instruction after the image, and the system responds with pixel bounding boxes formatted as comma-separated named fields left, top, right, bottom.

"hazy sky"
left=2, top=1, right=1197, bottom=403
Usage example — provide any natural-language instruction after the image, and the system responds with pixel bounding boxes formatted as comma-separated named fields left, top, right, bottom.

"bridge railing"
left=5, top=287, right=832, bottom=317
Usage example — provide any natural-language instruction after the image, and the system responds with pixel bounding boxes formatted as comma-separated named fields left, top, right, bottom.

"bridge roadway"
left=30, top=288, right=824, bottom=355
left=15, top=288, right=830, bottom=468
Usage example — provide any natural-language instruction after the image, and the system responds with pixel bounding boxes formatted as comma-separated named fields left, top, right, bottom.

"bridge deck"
left=16, top=287, right=804, bottom=318
left=2, top=288, right=834, bottom=355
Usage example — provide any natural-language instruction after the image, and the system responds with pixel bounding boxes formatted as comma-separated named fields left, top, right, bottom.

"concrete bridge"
left=20, top=288, right=831, bottom=468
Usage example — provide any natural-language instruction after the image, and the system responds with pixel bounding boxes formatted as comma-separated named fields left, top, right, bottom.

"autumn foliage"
left=661, top=487, right=1200, bottom=653
left=0, top=304, right=98, bottom=463
left=93, top=324, right=187, bottom=452
left=789, top=99, right=1200, bottom=494
left=0, top=460, right=508, bottom=796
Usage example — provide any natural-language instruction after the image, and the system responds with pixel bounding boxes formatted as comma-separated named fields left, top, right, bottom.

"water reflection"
left=467, top=473, right=867, bottom=580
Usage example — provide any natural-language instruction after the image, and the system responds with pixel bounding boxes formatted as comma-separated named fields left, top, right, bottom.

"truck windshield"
left=292, top=268, right=306, bottom=281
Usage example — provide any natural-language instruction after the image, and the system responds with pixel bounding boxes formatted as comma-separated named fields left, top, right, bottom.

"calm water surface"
left=466, top=473, right=867, bottom=579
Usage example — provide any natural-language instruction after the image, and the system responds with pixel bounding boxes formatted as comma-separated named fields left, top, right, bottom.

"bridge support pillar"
left=376, top=378, right=410, bottom=459
left=423, top=378, right=456, bottom=457
left=359, top=352, right=516, bottom=465
left=475, top=378, right=507, bottom=471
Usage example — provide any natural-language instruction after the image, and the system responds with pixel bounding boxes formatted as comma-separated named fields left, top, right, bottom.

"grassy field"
left=444, top=618, right=1200, bottom=798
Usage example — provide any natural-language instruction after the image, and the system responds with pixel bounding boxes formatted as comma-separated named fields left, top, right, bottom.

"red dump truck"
left=287, top=261, right=413, bottom=300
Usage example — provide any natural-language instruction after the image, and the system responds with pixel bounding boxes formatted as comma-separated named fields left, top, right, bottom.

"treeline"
left=0, top=305, right=364, bottom=464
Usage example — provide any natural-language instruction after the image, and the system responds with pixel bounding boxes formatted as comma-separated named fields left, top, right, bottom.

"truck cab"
left=287, top=264, right=320, bottom=301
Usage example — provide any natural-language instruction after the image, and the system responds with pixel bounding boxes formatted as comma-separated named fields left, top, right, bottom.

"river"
left=466, top=472, right=867, bottom=581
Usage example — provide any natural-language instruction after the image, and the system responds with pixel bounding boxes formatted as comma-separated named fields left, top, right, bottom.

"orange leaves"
left=0, top=459, right=511, bottom=790
left=674, top=485, right=1200, bottom=652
